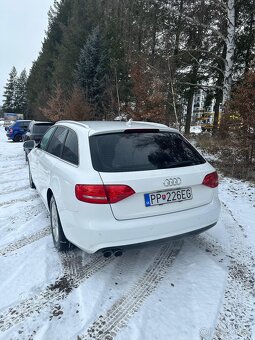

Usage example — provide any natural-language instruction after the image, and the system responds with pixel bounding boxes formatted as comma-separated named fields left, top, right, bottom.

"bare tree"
left=222, top=0, right=235, bottom=105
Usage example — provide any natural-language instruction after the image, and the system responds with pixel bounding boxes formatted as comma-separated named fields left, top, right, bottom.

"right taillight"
left=75, top=184, right=135, bottom=204
left=202, top=171, right=219, bottom=188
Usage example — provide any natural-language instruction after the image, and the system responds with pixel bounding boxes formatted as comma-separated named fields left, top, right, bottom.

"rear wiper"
left=168, top=160, right=196, bottom=168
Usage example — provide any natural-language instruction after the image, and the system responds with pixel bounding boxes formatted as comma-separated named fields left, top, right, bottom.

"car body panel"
left=99, top=163, right=216, bottom=220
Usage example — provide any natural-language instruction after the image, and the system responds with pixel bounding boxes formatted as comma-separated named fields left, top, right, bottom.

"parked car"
left=25, top=120, right=221, bottom=254
left=23, top=121, right=54, bottom=161
left=6, top=120, right=31, bottom=142
left=23, top=121, right=54, bottom=142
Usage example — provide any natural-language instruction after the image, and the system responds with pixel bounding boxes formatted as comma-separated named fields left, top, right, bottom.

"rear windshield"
left=33, top=124, right=53, bottom=134
left=89, top=131, right=206, bottom=172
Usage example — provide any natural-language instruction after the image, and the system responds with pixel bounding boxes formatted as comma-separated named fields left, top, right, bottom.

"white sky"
left=0, top=0, right=54, bottom=105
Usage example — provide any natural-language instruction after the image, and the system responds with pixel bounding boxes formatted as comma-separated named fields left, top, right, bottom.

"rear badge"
left=163, top=177, right=182, bottom=187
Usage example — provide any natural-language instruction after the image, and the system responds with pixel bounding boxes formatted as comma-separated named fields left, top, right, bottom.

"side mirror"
left=23, top=140, right=36, bottom=150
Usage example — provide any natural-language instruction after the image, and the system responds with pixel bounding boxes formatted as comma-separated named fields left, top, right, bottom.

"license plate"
left=144, top=187, right=192, bottom=207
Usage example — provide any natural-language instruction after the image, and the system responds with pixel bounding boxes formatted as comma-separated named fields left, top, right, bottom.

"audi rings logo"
left=163, top=177, right=182, bottom=187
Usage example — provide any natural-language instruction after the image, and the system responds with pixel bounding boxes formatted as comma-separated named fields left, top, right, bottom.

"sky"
left=0, top=0, right=54, bottom=105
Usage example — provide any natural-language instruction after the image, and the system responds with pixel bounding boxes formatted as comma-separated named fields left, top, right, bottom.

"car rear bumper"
left=61, top=197, right=221, bottom=253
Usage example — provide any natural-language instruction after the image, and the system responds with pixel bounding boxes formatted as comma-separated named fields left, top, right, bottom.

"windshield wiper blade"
left=167, top=160, right=196, bottom=168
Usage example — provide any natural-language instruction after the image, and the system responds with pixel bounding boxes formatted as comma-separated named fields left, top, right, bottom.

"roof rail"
left=56, top=120, right=90, bottom=129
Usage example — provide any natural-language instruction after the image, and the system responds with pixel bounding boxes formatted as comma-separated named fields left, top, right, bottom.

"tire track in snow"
left=191, top=233, right=225, bottom=257
left=212, top=204, right=254, bottom=340
left=0, top=185, right=30, bottom=196
left=0, top=166, right=25, bottom=176
left=0, top=251, right=115, bottom=333
left=190, top=233, right=227, bottom=268
left=78, top=240, right=183, bottom=340
left=0, top=194, right=38, bottom=208
left=0, top=226, right=51, bottom=256
left=0, top=177, right=27, bottom=185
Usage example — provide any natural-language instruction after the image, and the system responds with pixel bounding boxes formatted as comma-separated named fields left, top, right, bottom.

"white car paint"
left=28, top=121, right=221, bottom=253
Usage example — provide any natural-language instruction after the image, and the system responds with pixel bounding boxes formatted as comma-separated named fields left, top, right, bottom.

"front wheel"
left=50, top=196, right=71, bottom=251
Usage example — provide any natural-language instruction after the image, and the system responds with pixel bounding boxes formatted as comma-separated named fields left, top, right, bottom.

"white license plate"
left=144, top=187, right=192, bottom=207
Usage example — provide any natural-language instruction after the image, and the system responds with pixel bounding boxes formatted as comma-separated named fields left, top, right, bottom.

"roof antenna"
left=126, top=118, right=133, bottom=126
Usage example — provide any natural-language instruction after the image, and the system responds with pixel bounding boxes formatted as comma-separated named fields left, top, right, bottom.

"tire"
left=28, top=164, right=35, bottom=189
left=13, top=134, right=22, bottom=142
left=50, top=196, right=71, bottom=251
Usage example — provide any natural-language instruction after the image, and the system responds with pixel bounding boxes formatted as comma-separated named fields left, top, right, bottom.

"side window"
left=47, top=127, right=68, bottom=158
left=21, top=122, right=29, bottom=129
left=62, top=129, right=79, bottom=165
left=40, top=127, right=57, bottom=151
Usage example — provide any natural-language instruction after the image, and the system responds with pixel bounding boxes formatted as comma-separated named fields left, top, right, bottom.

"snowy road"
left=0, top=127, right=254, bottom=340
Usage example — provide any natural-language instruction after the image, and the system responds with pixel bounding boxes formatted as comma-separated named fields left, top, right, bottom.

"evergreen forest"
left=2, top=0, right=255, bottom=136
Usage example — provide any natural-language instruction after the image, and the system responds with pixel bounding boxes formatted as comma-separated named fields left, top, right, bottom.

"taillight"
left=202, top=171, right=219, bottom=188
left=9, top=128, right=13, bottom=133
left=75, top=184, right=135, bottom=204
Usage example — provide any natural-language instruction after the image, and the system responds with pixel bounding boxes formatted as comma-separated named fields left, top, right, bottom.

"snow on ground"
left=0, top=126, right=254, bottom=340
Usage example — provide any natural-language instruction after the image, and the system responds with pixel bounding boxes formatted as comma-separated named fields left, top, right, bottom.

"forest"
left=2, top=0, right=254, bottom=126
left=2, top=0, right=255, bottom=175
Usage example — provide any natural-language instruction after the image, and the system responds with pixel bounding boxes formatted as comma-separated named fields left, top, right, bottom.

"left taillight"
left=9, top=128, right=13, bottom=133
left=202, top=171, right=219, bottom=188
left=75, top=184, right=135, bottom=204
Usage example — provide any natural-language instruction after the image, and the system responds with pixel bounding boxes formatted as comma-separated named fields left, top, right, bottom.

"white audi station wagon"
left=26, top=121, right=221, bottom=254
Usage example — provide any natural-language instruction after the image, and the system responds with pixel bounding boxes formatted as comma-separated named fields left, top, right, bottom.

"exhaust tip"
left=103, top=250, right=112, bottom=258
left=113, top=249, right=123, bottom=257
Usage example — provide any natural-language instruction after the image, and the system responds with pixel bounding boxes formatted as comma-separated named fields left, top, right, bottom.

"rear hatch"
left=89, top=130, right=215, bottom=221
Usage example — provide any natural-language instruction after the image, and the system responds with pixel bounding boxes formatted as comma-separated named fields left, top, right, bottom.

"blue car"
left=6, top=120, right=31, bottom=142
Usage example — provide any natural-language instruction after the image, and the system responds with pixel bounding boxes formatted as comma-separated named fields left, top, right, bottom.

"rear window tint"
left=33, top=124, right=52, bottom=134
left=20, top=122, right=30, bottom=128
left=90, top=132, right=206, bottom=172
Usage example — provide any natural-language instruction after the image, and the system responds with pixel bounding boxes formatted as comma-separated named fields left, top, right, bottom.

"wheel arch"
left=47, top=188, right=71, bottom=250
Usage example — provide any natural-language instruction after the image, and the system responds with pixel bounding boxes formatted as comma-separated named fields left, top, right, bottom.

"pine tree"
left=14, top=69, right=28, bottom=114
left=27, top=0, right=72, bottom=118
left=74, top=27, right=101, bottom=101
left=93, top=45, right=111, bottom=118
left=2, top=67, right=17, bottom=112
left=74, top=27, right=113, bottom=118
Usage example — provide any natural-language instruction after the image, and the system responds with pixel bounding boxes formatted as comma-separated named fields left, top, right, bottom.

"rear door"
left=31, top=126, right=57, bottom=192
left=89, top=131, right=215, bottom=221
left=38, top=126, right=68, bottom=200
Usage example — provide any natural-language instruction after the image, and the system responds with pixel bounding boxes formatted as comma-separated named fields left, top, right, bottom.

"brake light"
left=75, top=184, right=135, bottom=204
left=202, top=171, right=219, bottom=188
left=9, top=128, right=13, bottom=133
left=124, top=129, right=159, bottom=133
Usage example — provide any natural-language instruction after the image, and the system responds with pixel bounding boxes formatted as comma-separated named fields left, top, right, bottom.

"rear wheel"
left=13, top=134, right=22, bottom=142
left=50, top=196, right=71, bottom=251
